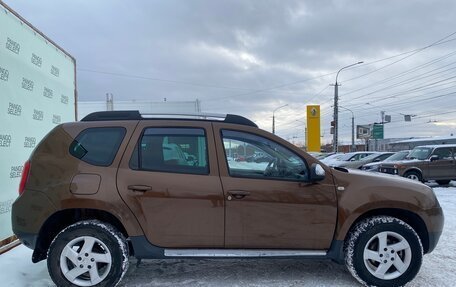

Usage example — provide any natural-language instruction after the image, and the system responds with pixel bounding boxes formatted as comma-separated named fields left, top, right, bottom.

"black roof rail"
left=81, top=111, right=141, bottom=121
left=80, top=111, right=258, bottom=128
left=224, top=114, right=257, bottom=127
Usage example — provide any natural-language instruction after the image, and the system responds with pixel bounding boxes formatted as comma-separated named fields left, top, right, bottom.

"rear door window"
left=69, top=127, right=126, bottom=166
left=130, top=127, right=209, bottom=175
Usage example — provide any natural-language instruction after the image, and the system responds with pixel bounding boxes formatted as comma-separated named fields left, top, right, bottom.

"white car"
left=322, top=151, right=376, bottom=167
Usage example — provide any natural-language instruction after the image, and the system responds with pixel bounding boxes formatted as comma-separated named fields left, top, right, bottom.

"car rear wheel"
left=403, top=171, right=423, bottom=182
left=47, top=220, right=129, bottom=287
left=436, top=180, right=451, bottom=185
left=345, top=216, right=423, bottom=287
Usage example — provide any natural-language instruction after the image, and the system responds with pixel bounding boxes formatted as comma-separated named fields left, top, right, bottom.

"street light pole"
left=295, top=119, right=307, bottom=148
left=333, top=61, right=363, bottom=152
left=340, top=106, right=355, bottom=152
left=272, top=104, right=288, bottom=134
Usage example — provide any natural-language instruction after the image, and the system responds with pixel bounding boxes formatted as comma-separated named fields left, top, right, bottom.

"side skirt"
left=130, top=236, right=333, bottom=260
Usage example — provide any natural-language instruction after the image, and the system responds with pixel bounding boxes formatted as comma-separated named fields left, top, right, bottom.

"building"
left=389, top=136, right=456, bottom=151
left=78, top=96, right=201, bottom=120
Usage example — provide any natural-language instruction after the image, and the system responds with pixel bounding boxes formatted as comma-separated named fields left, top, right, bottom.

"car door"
left=213, top=123, right=338, bottom=249
left=116, top=120, right=225, bottom=248
left=429, top=147, right=455, bottom=179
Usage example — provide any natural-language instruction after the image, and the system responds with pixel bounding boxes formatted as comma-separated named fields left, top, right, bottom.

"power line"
left=344, top=75, right=456, bottom=106
left=202, top=72, right=337, bottom=102
left=342, top=32, right=456, bottom=83
left=343, top=50, right=456, bottom=98
left=343, top=57, right=456, bottom=104
left=77, top=68, right=261, bottom=91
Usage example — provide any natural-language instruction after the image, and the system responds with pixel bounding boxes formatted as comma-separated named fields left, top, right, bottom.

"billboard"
left=0, top=2, right=76, bottom=242
left=306, top=105, right=321, bottom=152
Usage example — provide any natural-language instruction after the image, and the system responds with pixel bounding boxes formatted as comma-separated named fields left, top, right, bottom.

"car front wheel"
left=403, top=171, right=423, bottom=182
left=345, top=216, right=423, bottom=287
left=47, top=220, right=129, bottom=287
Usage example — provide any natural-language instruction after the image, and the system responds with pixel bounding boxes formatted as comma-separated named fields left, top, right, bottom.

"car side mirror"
left=310, top=163, right=325, bottom=182
left=430, top=155, right=439, bottom=162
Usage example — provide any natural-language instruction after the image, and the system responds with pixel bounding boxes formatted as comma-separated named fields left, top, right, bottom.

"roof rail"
left=80, top=111, right=258, bottom=128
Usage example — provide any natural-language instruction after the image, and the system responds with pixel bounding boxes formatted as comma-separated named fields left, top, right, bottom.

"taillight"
left=19, top=160, right=31, bottom=196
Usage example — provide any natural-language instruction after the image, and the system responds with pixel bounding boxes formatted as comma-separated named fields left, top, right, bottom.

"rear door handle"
left=128, top=185, right=152, bottom=192
left=227, top=190, right=250, bottom=200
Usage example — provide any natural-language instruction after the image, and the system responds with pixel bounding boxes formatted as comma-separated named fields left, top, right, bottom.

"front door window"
left=221, top=130, right=308, bottom=181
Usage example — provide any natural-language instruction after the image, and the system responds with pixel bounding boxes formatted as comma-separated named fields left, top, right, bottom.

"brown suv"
left=12, top=111, right=444, bottom=287
left=379, top=144, right=456, bottom=185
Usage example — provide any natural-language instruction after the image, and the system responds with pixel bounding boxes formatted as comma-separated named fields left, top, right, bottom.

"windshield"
left=385, top=151, right=409, bottom=162
left=321, top=153, right=344, bottom=162
left=359, top=153, right=381, bottom=161
left=339, top=153, right=358, bottom=161
left=407, top=147, right=432, bottom=160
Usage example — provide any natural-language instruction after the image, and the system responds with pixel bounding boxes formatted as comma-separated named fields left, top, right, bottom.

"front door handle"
left=227, top=190, right=250, bottom=200
left=128, top=185, right=152, bottom=192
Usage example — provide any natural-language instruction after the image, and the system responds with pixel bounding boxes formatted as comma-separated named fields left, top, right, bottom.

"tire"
left=436, top=180, right=451, bottom=185
left=47, top=220, right=129, bottom=287
left=403, top=170, right=423, bottom=182
left=345, top=216, right=423, bottom=287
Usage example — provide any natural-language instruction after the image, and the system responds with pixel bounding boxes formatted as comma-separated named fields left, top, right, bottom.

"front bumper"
left=425, top=206, right=444, bottom=253
left=379, top=166, right=399, bottom=175
left=428, top=231, right=442, bottom=253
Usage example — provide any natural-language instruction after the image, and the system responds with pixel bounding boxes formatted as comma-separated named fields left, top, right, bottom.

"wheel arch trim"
left=335, top=207, right=430, bottom=254
left=32, top=207, right=137, bottom=263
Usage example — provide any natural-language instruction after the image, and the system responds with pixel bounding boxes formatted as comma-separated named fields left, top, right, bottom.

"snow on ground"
left=0, top=185, right=455, bottom=287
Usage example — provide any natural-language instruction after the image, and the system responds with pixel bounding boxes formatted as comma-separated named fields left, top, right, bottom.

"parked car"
left=361, top=150, right=411, bottom=172
left=338, top=152, right=395, bottom=169
left=308, top=152, right=333, bottom=159
left=319, top=152, right=344, bottom=165
left=324, top=151, right=377, bottom=167
left=12, top=111, right=443, bottom=287
left=379, top=144, right=456, bottom=185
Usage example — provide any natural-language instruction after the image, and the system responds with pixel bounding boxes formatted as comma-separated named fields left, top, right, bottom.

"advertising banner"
left=306, top=105, right=321, bottom=152
left=0, top=2, right=76, bottom=241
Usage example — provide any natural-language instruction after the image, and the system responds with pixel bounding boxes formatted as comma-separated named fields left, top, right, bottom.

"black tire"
left=436, top=180, right=451, bottom=185
left=345, top=216, right=423, bottom=287
left=47, top=220, right=129, bottom=287
left=403, top=170, right=423, bottom=182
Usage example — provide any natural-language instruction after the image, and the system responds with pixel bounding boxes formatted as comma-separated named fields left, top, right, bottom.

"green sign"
left=372, top=124, right=384, bottom=139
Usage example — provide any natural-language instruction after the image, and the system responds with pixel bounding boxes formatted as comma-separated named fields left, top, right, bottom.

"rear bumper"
left=11, top=189, right=57, bottom=250
left=13, top=230, right=38, bottom=250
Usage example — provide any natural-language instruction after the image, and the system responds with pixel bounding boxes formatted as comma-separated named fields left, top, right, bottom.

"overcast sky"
left=5, top=0, right=456, bottom=145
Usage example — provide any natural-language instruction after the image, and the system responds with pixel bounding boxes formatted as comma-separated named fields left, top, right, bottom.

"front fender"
left=331, top=168, right=439, bottom=241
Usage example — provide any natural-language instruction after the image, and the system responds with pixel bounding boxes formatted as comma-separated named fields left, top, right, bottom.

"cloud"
left=5, top=0, right=456, bottom=145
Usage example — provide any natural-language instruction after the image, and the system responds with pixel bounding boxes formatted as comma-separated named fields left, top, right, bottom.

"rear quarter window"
left=69, top=127, right=126, bottom=166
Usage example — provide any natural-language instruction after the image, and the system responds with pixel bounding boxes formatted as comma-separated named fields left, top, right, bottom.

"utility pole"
left=332, top=61, right=363, bottom=152
left=333, top=83, right=339, bottom=152
left=106, top=93, right=114, bottom=111
left=339, top=105, right=355, bottom=152
left=272, top=116, right=275, bottom=134
left=352, top=116, right=355, bottom=152
left=272, top=104, right=288, bottom=134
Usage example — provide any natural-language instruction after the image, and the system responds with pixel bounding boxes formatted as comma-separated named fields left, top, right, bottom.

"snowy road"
left=1, top=186, right=454, bottom=287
